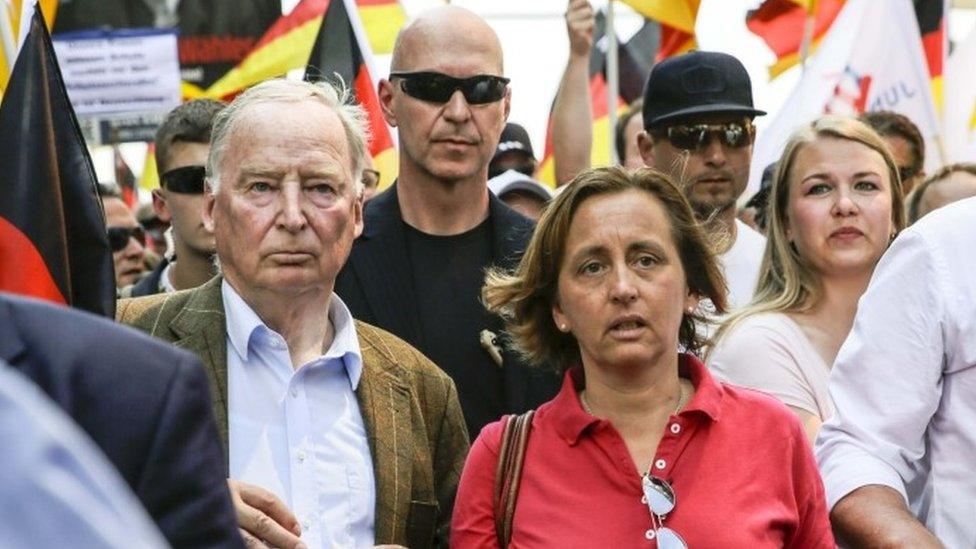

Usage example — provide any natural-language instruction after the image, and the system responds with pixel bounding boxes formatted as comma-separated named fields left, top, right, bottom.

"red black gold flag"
left=305, top=0, right=397, bottom=191
left=914, top=0, right=947, bottom=108
left=0, top=8, right=115, bottom=317
left=746, top=0, right=845, bottom=78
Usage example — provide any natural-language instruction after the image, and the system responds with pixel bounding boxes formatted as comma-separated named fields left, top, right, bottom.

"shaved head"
left=391, top=6, right=504, bottom=74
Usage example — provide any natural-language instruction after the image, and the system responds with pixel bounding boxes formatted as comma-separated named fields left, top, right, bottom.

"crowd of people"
left=3, top=1, right=976, bottom=548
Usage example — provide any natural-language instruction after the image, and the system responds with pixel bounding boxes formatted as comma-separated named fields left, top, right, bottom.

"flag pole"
left=799, top=0, right=817, bottom=72
left=607, top=0, right=619, bottom=165
left=0, top=0, right=17, bottom=71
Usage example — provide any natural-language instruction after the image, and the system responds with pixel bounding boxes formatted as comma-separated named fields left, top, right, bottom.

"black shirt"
left=403, top=218, right=504, bottom=437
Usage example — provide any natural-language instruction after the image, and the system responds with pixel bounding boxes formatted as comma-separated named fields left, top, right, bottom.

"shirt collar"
left=221, top=280, right=364, bottom=389
left=551, top=353, right=725, bottom=446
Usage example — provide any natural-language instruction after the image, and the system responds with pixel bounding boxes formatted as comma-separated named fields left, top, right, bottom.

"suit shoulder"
left=117, top=288, right=193, bottom=333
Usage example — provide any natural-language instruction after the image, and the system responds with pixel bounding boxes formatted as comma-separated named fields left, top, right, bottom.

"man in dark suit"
left=335, top=6, right=559, bottom=438
left=0, top=292, right=242, bottom=549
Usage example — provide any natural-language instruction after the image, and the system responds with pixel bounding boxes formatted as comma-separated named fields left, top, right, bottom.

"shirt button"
left=640, top=494, right=647, bottom=504
left=296, top=449, right=307, bottom=462
left=645, top=529, right=656, bottom=540
left=670, top=423, right=681, bottom=434
left=655, top=459, right=667, bottom=470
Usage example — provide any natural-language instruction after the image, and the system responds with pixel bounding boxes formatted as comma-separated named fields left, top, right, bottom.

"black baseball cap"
left=642, top=51, right=765, bottom=130
left=493, top=122, right=535, bottom=161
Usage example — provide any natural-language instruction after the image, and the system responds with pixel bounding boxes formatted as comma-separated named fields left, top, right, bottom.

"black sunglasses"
left=642, top=474, right=687, bottom=548
left=659, top=121, right=753, bottom=152
left=389, top=71, right=509, bottom=104
left=107, top=226, right=146, bottom=252
left=161, top=165, right=206, bottom=194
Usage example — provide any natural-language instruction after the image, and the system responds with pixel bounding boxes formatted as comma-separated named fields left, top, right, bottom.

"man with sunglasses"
left=125, top=99, right=225, bottom=298
left=98, top=182, right=148, bottom=288
left=336, top=6, right=559, bottom=440
left=637, top=50, right=768, bottom=312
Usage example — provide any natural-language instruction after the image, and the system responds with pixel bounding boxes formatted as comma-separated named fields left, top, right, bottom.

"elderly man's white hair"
left=206, top=78, right=371, bottom=195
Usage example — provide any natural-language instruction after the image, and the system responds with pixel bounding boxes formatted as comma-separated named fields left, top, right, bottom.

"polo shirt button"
left=645, top=529, right=656, bottom=540
left=670, top=423, right=681, bottom=434
left=640, top=494, right=647, bottom=504
left=655, top=459, right=666, bottom=470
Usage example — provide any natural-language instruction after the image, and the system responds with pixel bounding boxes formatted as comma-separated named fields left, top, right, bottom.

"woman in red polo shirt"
left=452, top=167, right=833, bottom=547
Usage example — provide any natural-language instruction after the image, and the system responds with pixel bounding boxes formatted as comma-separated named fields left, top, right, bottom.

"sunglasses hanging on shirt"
left=642, top=474, right=687, bottom=549
left=389, top=71, right=509, bottom=104
left=160, top=165, right=207, bottom=194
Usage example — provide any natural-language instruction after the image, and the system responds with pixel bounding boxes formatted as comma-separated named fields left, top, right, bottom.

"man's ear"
left=202, top=184, right=217, bottom=233
left=151, top=189, right=172, bottom=223
left=637, top=131, right=655, bottom=168
left=503, top=87, right=512, bottom=121
left=378, top=79, right=398, bottom=127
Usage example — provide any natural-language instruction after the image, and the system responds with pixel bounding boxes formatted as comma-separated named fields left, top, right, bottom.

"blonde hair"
left=483, top=166, right=728, bottom=372
left=713, top=115, right=906, bottom=345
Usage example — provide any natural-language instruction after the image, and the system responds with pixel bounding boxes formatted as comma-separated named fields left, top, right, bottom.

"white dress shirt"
left=815, top=197, right=976, bottom=547
left=224, top=281, right=376, bottom=549
left=0, top=364, right=167, bottom=549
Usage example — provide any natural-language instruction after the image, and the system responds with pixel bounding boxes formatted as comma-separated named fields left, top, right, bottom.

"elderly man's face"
left=380, top=21, right=510, bottom=185
left=204, top=100, right=363, bottom=297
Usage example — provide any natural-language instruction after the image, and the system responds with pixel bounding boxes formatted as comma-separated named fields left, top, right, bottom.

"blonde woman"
left=708, top=115, right=906, bottom=442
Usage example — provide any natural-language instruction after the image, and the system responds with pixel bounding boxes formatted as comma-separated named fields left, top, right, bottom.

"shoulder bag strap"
left=493, top=409, right=535, bottom=548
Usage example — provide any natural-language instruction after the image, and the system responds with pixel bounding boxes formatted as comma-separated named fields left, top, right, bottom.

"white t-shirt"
left=708, top=312, right=833, bottom=420
left=720, top=219, right=766, bottom=310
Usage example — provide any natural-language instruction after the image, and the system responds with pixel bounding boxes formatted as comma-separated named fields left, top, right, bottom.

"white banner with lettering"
left=52, top=28, right=180, bottom=116
left=749, top=0, right=941, bottom=196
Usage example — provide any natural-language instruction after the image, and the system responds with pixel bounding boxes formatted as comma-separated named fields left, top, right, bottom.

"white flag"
left=944, top=27, right=976, bottom=163
left=749, top=0, right=941, bottom=196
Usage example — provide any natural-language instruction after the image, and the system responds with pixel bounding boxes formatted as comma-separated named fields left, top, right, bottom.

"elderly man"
left=336, top=7, right=559, bottom=438
left=638, top=51, right=767, bottom=311
left=126, top=99, right=225, bottom=297
left=118, top=79, right=468, bottom=549
left=816, top=197, right=976, bottom=547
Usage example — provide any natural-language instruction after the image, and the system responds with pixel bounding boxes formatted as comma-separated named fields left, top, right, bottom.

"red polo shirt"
left=452, top=354, right=834, bottom=548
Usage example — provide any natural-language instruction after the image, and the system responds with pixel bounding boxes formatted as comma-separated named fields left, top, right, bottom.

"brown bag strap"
left=493, top=410, right=535, bottom=548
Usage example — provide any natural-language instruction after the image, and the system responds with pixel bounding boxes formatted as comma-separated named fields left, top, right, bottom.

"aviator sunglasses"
left=642, top=474, right=687, bottom=549
left=161, top=165, right=206, bottom=194
left=107, top=226, right=146, bottom=253
left=659, top=121, right=753, bottom=152
left=389, top=71, right=509, bottom=104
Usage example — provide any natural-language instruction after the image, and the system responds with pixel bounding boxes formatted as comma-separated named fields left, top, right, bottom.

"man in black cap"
left=638, top=50, right=767, bottom=311
left=489, top=122, right=538, bottom=179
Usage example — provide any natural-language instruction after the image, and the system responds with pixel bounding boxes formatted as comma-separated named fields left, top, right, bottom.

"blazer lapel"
left=169, top=277, right=230, bottom=453
left=347, top=185, right=424, bottom=346
left=355, top=324, right=415, bottom=544
left=0, top=299, right=27, bottom=366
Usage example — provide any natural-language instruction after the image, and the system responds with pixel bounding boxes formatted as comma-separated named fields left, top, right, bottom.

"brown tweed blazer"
left=117, top=276, right=469, bottom=548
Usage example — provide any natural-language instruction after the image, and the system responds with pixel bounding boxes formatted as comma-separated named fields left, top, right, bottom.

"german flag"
left=191, top=0, right=330, bottom=101
left=305, top=0, right=397, bottom=192
left=184, top=0, right=406, bottom=102
left=0, top=8, right=115, bottom=316
left=619, top=0, right=699, bottom=61
left=355, top=0, right=406, bottom=55
left=746, top=0, right=845, bottom=78
left=915, top=0, right=947, bottom=110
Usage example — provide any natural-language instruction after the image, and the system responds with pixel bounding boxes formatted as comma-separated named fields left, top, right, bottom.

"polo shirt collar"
left=552, top=353, right=725, bottom=446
